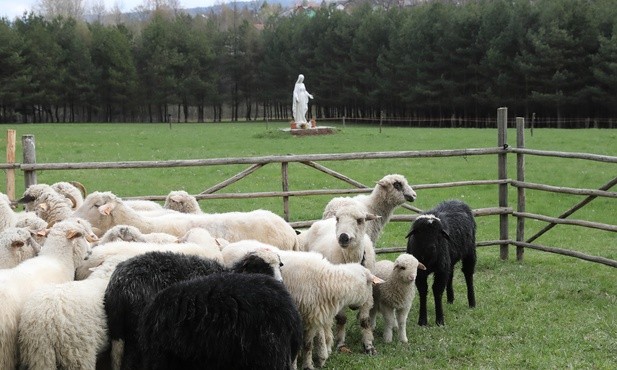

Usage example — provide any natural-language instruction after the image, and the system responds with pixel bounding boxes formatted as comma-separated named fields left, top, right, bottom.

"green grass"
left=2, top=122, right=616, bottom=368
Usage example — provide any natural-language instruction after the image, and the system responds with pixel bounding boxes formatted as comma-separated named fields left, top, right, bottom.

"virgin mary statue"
left=292, top=74, right=313, bottom=124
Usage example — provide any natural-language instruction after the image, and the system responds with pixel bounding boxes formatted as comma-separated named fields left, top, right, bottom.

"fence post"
left=281, top=162, right=290, bottom=222
left=497, top=107, right=509, bottom=260
left=6, top=130, right=16, bottom=200
left=22, top=134, right=37, bottom=189
left=516, top=117, right=525, bottom=261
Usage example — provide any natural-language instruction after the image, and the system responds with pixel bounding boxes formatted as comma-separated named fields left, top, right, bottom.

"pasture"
left=2, top=122, right=616, bottom=368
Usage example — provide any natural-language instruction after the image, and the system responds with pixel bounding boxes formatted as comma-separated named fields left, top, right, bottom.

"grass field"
left=2, top=121, right=616, bottom=368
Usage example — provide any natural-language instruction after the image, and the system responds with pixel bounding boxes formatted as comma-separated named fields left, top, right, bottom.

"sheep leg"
left=432, top=270, right=448, bottom=326
left=446, top=265, right=455, bottom=303
left=462, top=254, right=477, bottom=308
left=380, top=307, right=397, bottom=343
left=358, top=304, right=377, bottom=355
left=334, top=310, right=349, bottom=352
left=396, top=304, right=411, bottom=343
left=313, top=329, right=329, bottom=368
left=302, top=327, right=317, bottom=370
left=415, top=271, right=429, bottom=326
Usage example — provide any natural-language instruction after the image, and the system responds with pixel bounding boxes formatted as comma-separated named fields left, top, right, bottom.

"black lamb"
left=405, top=199, right=477, bottom=326
left=138, top=272, right=303, bottom=370
left=103, top=249, right=282, bottom=370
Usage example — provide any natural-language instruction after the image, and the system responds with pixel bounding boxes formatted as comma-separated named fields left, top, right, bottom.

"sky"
left=0, top=0, right=221, bottom=20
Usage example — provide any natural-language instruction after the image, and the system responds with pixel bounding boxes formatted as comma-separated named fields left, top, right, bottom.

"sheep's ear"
left=418, top=262, right=427, bottom=270
left=365, top=213, right=381, bottom=221
left=98, top=203, right=114, bottom=216
left=36, top=202, right=49, bottom=212
left=17, top=195, right=36, bottom=204
left=66, top=230, right=83, bottom=240
left=86, top=233, right=99, bottom=243
left=441, top=230, right=451, bottom=240
left=371, top=275, right=385, bottom=285
left=377, top=179, right=388, bottom=187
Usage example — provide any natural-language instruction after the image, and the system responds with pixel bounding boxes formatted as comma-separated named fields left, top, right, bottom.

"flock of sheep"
left=0, top=174, right=478, bottom=370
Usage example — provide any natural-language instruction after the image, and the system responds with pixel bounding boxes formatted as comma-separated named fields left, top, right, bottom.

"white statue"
left=292, top=74, right=313, bottom=124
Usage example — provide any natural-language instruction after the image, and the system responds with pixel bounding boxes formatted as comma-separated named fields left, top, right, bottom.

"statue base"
left=290, top=118, right=317, bottom=129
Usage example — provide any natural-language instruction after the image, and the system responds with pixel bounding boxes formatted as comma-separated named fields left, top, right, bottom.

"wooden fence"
left=3, top=107, right=616, bottom=268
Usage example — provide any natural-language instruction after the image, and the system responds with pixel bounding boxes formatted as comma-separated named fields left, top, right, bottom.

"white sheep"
left=369, top=254, right=426, bottom=343
left=0, top=192, right=18, bottom=230
left=0, top=219, right=97, bottom=370
left=0, top=227, right=41, bottom=269
left=31, top=188, right=75, bottom=226
left=163, top=190, right=202, bottom=214
left=18, top=255, right=127, bottom=370
left=98, top=224, right=178, bottom=245
left=323, top=174, right=417, bottom=243
left=74, top=191, right=299, bottom=250
left=1, top=192, right=48, bottom=244
left=276, top=250, right=383, bottom=369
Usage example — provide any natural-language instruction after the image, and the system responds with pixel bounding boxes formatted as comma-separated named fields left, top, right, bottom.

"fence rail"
left=3, top=108, right=616, bottom=267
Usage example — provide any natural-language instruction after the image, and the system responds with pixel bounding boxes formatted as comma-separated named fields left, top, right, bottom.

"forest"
left=0, top=0, right=616, bottom=127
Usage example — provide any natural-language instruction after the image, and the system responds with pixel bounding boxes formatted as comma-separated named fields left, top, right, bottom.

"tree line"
left=0, top=0, right=616, bottom=127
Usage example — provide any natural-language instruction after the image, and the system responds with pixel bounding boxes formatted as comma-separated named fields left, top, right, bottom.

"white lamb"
left=323, top=174, right=417, bottom=243
left=163, top=190, right=202, bottom=214
left=0, top=227, right=41, bottom=269
left=0, top=219, right=97, bottom=370
left=369, top=254, right=426, bottom=343
left=276, top=250, right=383, bottom=370
left=73, top=191, right=299, bottom=250
left=18, top=255, right=127, bottom=370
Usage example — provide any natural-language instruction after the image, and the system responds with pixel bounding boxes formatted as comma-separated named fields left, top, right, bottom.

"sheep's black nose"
left=338, top=233, right=350, bottom=247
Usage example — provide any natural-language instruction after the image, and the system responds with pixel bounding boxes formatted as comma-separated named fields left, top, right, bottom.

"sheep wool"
left=138, top=272, right=302, bottom=370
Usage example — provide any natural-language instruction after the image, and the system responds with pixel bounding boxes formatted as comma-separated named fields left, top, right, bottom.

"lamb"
left=163, top=190, right=202, bottom=214
left=98, top=224, right=178, bottom=244
left=369, top=253, right=426, bottom=343
left=138, top=272, right=302, bottom=370
left=405, top=199, right=477, bottom=326
left=0, top=219, right=96, bottom=370
left=276, top=250, right=383, bottom=369
left=74, top=191, right=299, bottom=250
left=14, top=214, right=48, bottom=245
left=18, top=255, right=128, bottom=370
left=323, top=174, right=417, bottom=244
left=104, top=249, right=283, bottom=370
left=221, top=239, right=281, bottom=267
left=0, top=227, right=41, bottom=269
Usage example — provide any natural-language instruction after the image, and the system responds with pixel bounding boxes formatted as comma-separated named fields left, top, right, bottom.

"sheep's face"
left=377, top=174, right=417, bottom=204
left=393, top=254, right=426, bottom=283
left=164, top=191, right=200, bottom=214
left=334, top=206, right=377, bottom=248
left=405, top=214, right=448, bottom=257
left=2, top=227, right=39, bottom=261
left=73, top=192, right=119, bottom=236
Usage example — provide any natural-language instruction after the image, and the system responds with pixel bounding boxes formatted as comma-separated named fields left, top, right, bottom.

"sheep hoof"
left=363, top=345, right=378, bottom=355
left=337, top=345, right=352, bottom=354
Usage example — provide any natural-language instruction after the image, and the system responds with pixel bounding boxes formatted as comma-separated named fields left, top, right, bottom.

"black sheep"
left=103, top=249, right=282, bottom=370
left=405, top=199, right=477, bottom=326
left=138, top=272, right=303, bottom=370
